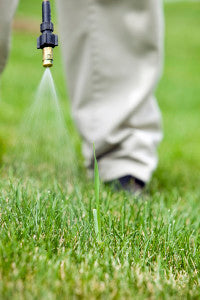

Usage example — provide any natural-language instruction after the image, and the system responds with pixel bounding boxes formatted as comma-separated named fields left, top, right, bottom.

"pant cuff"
left=88, top=157, right=157, bottom=183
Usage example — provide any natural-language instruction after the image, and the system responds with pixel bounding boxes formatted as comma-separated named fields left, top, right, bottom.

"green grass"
left=0, top=2, right=200, bottom=299
left=16, top=0, right=57, bottom=20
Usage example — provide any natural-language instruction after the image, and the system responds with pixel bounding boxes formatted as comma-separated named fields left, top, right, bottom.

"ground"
left=0, top=1, right=200, bottom=299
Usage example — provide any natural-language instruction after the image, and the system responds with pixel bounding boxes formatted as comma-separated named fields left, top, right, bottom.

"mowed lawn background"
left=0, top=1, right=200, bottom=299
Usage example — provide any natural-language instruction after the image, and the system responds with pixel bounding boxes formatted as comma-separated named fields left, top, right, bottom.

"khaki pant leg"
left=0, top=0, right=19, bottom=74
left=56, top=0, right=164, bottom=183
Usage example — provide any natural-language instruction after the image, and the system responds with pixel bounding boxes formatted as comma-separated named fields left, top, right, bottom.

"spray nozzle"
left=37, top=0, right=58, bottom=68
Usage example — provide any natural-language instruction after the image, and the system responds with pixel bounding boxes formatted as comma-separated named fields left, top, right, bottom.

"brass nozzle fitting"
left=43, top=47, right=53, bottom=68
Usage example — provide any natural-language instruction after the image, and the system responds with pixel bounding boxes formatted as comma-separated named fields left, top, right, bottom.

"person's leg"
left=56, top=0, right=163, bottom=183
left=0, top=0, right=19, bottom=74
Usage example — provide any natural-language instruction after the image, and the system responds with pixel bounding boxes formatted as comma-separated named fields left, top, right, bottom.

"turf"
left=0, top=2, right=200, bottom=299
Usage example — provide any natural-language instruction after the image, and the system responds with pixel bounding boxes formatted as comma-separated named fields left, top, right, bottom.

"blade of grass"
left=93, top=144, right=101, bottom=242
left=93, top=209, right=99, bottom=238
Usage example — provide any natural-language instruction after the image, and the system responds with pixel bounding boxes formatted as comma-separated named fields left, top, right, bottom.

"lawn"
left=0, top=1, right=200, bottom=299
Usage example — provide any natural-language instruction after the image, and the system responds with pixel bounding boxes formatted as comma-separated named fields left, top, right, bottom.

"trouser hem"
left=88, top=158, right=156, bottom=184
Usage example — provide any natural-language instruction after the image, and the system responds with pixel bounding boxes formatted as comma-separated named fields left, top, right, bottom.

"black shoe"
left=108, top=175, right=145, bottom=195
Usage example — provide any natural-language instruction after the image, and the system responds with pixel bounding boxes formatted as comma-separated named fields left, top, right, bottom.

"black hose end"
left=37, top=0, right=58, bottom=50
left=37, top=33, right=58, bottom=50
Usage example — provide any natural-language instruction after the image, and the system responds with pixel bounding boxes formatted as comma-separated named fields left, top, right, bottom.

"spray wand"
left=37, top=0, right=58, bottom=67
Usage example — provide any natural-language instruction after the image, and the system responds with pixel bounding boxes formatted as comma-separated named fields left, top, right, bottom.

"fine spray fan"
left=37, top=0, right=58, bottom=67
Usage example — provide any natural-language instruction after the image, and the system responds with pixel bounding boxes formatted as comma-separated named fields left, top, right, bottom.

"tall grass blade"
left=93, top=144, right=101, bottom=242
left=93, top=209, right=99, bottom=237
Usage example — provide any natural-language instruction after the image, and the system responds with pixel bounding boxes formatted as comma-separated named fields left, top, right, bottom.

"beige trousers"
left=0, top=0, right=163, bottom=183
left=0, top=0, right=18, bottom=73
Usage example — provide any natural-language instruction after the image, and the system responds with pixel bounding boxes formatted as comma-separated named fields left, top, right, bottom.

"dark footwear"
left=108, top=175, right=145, bottom=195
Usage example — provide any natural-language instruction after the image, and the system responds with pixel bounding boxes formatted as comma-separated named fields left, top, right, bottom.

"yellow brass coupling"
left=43, top=47, right=53, bottom=68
